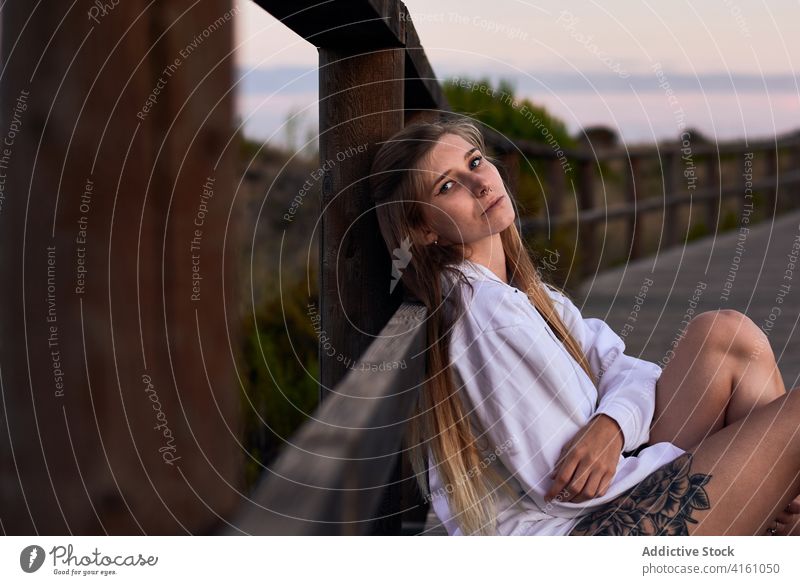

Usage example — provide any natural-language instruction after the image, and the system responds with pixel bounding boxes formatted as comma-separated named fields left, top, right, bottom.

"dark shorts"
left=622, top=442, right=650, bottom=458
left=568, top=451, right=712, bottom=536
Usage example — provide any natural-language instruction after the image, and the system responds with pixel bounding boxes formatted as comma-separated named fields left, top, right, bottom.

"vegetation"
left=239, top=274, right=320, bottom=490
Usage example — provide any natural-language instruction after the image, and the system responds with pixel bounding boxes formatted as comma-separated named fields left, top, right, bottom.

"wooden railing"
left=232, top=0, right=449, bottom=535
left=485, top=128, right=800, bottom=279
left=8, top=0, right=791, bottom=537
left=233, top=0, right=800, bottom=536
left=222, top=303, right=426, bottom=535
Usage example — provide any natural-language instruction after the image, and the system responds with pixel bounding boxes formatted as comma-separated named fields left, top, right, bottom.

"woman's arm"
left=450, top=321, right=607, bottom=510
left=543, top=285, right=663, bottom=454
left=544, top=412, right=624, bottom=503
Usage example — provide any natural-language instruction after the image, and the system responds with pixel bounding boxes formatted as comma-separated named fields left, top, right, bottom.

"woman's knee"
left=768, top=387, right=800, bottom=426
left=783, top=386, right=800, bottom=414
left=757, top=390, right=800, bottom=457
left=689, top=309, right=769, bottom=362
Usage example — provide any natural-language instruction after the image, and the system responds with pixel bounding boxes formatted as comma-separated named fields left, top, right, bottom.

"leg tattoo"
left=569, top=452, right=712, bottom=535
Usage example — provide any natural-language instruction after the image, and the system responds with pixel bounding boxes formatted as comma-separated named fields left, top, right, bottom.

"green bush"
left=720, top=209, right=739, bottom=231
left=686, top=220, right=709, bottom=243
left=239, top=276, right=320, bottom=490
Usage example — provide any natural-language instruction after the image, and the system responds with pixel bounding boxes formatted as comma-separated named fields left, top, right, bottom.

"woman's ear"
left=421, top=228, right=438, bottom=246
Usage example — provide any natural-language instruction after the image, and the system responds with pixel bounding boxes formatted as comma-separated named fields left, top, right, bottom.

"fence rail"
left=222, top=303, right=426, bottom=535
left=483, top=128, right=800, bottom=278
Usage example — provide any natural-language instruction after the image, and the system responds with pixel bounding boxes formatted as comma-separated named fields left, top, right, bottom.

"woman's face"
left=418, top=133, right=515, bottom=247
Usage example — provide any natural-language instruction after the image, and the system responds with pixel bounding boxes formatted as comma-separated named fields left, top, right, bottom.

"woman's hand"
left=544, top=414, right=624, bottom=504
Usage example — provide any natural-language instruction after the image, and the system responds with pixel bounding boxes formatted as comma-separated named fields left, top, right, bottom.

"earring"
left=434, top=239, right=438, bottom=245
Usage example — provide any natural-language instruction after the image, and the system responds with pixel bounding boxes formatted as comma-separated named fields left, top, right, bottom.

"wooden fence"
left=486, top=130, right=800, bottom=279
left=1, top=0, right=795, bottom=537
left=236, top=0, right=800, bottom=535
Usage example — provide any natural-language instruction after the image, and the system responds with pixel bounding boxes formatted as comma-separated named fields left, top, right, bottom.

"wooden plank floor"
left=572, top=208, right=800, bottom=390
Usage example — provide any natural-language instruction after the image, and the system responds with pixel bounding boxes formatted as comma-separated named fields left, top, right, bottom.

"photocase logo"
left=390, top=235, right=413, bottom=293
left=20, top=545, right=45, bottom=573
left=539, top=247, right=560, bottom=272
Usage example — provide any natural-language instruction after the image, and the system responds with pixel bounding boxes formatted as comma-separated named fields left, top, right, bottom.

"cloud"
left=235, top=66, right=800, bottom=144
left=439, top=68, right=800, bottom=94
left=236, top=65, right=318, bottom=95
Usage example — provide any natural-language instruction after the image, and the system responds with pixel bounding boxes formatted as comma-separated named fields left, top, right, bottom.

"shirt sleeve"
left=450, top=322, right=593, bottom=513
left=542, top=284, right=663, bottom=453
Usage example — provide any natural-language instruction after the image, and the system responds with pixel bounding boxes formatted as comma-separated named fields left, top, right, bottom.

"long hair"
left=368, top=118, right=598, bottom=535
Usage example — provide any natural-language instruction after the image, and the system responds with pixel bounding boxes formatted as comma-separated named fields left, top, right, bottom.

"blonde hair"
left=368, top=117, right=598, bottom=535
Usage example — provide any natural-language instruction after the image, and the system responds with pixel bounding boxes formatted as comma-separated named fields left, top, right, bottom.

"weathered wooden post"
left=792, top=140, right=800, bottom=212
left=318, top=48, right=405, bottom=401
left=498, top=151, right=521, bottom=200
left=244, top=0, right=449, bottom=536
left=706, top=153, right=721, bottom=234
left=547, top=157, right=566, bottom=220
left=0, top=0, right=242, bottom=533
left=662, top=149, right=679, bottom=248
left=625, top=154, right=642, bottom=259
left=318, top=45, right=406, bottom=534
left=576, top=158, right=597, bottom=278
left=764, top=147, right=779, bottom=214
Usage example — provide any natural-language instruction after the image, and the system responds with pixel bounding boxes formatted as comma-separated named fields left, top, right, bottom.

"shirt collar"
left=453, top=259, right=520, bottom=289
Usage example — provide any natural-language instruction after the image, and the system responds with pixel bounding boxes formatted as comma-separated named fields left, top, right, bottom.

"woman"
left=368, top=117, right=800, bottom=536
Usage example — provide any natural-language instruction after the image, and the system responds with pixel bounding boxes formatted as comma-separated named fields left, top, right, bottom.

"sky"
left=232, top=0, right=800, bottom=148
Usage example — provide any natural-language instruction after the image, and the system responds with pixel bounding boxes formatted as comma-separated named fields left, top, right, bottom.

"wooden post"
left=547, top=157, right=566, bottom=220
left=318, top=47, right=405, bottom=533
left=793, top=143, right=800, bottom=212
left=576, top=159, right=596, bottom=278
left=254, top=0, right=448, bottom=536
left=764, top=147, right=779, bottom=215
left=625, top=155, right=642, bottom=259
left=706, top=154, right=721, bottom=235
left=662, top=150, right=679, bottom=248
left=0, top=0, right=241, bottom=533
left=405, top=110, right=440, bottom=126
left=498, top=151, right=521, bottom=201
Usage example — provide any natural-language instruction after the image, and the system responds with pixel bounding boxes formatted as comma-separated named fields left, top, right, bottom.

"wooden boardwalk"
left=574, top=208, right=800, bottom=391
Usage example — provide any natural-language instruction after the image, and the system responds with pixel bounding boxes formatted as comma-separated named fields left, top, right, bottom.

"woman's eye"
left=437, top=156, right=483, bottom=194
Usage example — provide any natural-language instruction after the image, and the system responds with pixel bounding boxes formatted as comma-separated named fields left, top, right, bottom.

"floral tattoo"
left=569, top=452, right=712, bottom=536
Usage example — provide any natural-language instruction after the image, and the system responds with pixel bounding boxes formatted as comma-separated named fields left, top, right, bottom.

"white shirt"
left=427, top=259, right=685, bottom=535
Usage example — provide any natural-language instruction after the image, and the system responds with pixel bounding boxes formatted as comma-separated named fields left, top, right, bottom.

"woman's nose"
left=472, top=179, right=491, bottom=197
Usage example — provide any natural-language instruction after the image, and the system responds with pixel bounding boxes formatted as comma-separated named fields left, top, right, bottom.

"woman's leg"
left=650, top=309, right=785, bottom=449
left=570, top=389, right=800, bottom=535
left=647, top=309, right=799, bottom=534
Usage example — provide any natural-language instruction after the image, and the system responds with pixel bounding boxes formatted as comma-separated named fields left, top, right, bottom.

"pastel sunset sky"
left=232, top=0, right=799, bottom=148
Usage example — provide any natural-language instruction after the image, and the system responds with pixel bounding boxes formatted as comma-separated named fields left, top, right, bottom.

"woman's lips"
left=483, top=195, right=504, bottom=214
